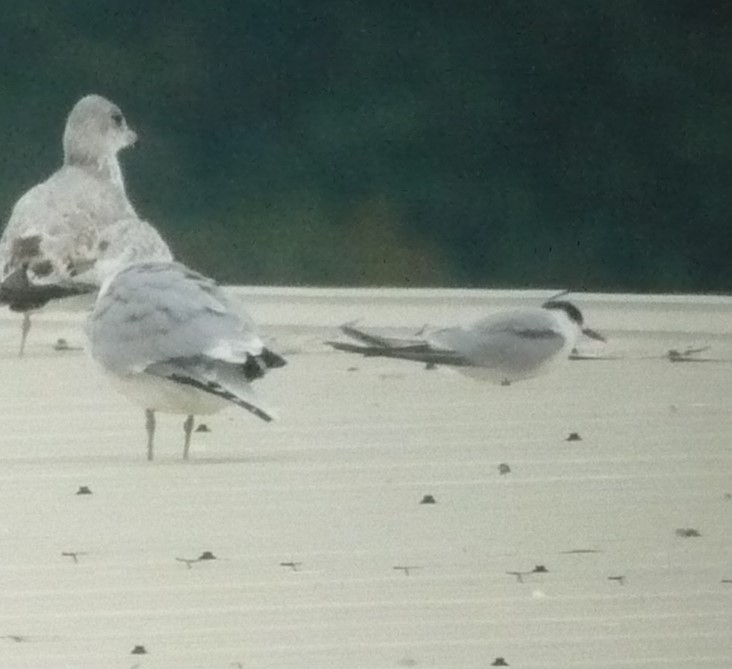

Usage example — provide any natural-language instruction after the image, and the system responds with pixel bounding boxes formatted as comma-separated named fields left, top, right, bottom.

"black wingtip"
left=261, top=347, right=287, bottom=369
left=167, top=372, right=275, bottom=422
left=241, top=348, right=287, bottom=382
left=339, top=322, right=393, bottom=348
left=325, top=340, right=375, bottom=355
left=326, top=339, right=471, bottom=367
left=0, top=265, right=96, bottom=311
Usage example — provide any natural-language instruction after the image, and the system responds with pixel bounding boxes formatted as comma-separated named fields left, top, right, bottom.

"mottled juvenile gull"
left=327, top=300, right=605, bottom=385
left=86, top=261, right=286, bottom=460
left=0, top=94, right=172, bottom=354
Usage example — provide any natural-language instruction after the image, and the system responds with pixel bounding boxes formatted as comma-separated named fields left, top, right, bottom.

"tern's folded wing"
left=339, top=322, right=438, bottom=349
left=325, top=339, right=471, bottom=367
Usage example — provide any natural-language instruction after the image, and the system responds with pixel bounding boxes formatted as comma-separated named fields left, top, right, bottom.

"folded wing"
left=87, top=262, right=286, bottom=418
left=326, top=322, right=471, bottom=367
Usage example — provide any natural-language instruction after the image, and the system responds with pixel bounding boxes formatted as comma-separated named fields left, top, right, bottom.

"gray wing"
left=88, top=262, right=285, bottom=423
left=434, top=308, right=567, bottom=369
left=87, top=262, right=271, bottom=375
left=0, top=166, right=137, bottom=285
left=0, top=217, right=172, bottom=312
left=0, top=165, right=156, bottom=313
left=326, top=323, right=471, bottom=366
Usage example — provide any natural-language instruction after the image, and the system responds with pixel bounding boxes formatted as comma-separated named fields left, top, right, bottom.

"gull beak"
left=582, top=327, right=606, bottom=342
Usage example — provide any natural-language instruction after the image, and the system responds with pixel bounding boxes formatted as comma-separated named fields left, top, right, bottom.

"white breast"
left=105, top=371, right=229, bottom=416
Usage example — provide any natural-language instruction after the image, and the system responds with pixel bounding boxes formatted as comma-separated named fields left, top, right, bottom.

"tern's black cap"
left=542, top=300, right=583, bottom=326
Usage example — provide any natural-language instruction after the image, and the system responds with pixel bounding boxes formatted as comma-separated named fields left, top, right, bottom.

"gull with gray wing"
left=86, top=261, right=286, bottom=460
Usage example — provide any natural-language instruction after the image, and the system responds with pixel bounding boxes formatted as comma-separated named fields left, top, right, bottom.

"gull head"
left=63, top=94, right=138, bottom=169
left=542, top=300, right=605, bottom=342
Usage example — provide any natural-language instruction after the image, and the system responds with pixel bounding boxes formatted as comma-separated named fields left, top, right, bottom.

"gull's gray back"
left=88, top=262, right=262, bottom=375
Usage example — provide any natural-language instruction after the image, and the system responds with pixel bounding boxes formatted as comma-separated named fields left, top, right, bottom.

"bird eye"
left=111, top=111, right=124, bottom=126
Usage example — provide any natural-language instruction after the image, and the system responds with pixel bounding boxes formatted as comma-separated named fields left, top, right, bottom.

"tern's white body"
left=329, top=300, right=603, bottom=386
left=428, top=306, right=580, bottom=384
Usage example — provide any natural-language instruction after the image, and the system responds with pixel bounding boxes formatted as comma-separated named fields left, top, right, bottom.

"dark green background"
left=2, top=1, right=731, bottom=292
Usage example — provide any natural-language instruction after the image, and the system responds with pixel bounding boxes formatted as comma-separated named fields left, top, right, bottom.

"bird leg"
left=19, top=313, right=31, bottom=357
left=182, top=414, right=194, bottom=460
left=145, top=409, right=155, bottom=461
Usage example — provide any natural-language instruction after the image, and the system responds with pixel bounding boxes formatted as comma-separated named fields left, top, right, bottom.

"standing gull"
left=86, top=261, right=286, bottom=460
left=327, top=299, right=605, bottom=385
left=0, top=94, right=172, bottom=354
